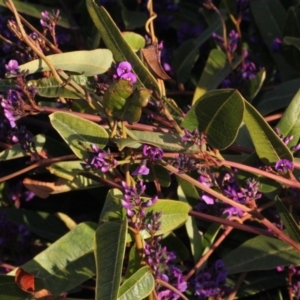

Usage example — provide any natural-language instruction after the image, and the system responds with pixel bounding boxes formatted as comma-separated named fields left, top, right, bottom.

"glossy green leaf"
left=274, top=196, right=300, bottom=243
left=122, top=32, right=146, bottom=51
left=14, top=222, right=97, bottom=295
left=0, top=134, right=45, bottom=161
left=17, top=49, right=113, bottom=77
left=86, top=1, right=160, bottom=94
left=255, top=78, right=300, bottom=116
left=0, top=0, right=77, bottom=29
left=250, top=0, right=296, bottom=81
left=243, top=101, right=293, bottom=164
left=1, top=208, right=69, bottom=241
left=47, top=160, right=86, bottom=181
left=192, top=50, right=242, bottom=104
left=182, top=89, right=245, bottom=150
left=223, top=234, right=300, bottom=274
left=115, top=130, right=199, bottom=153
left=118, top=266, right=154, bottom=300
left=28, top=75, right=95, bottom=99
left=49, top=112, right=109, bottom=159
left=276, top=88, right=300, bottom=148
left=94, top=219, right=127, bottom=300
left=242, top=68, right=266, bottom=101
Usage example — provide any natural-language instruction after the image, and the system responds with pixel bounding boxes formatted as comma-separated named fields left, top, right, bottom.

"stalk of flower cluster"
left=160, top=160, right=300, bottom=252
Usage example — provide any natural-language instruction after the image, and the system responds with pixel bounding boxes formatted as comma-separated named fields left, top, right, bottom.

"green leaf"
left=182, top=89, right=245, bottom=150
left=276, top=88, right=300, bottom=148
left=28, top=75, right=95, bottom=99
left=122, top=32, right=146, bottom=51
left=49, top=112, right=109, bottom=159
left=86, top=1, right=160, bottom=94
left=114, top=130, right=199, bottom=153
left=177, top=184, right=202, bottom=262
left=0, top=134, right=46, bottom=161
left=243, top=101, right=293, bottom=164
left=104, top=80, right=152, bottom=124
left=14, top=222, right=97, bottom=295
left=242, top=68, right=266, bottom=101
left=192, top=50, right=242, bottom=105
left=124, top=245, right=142, bottom=280
left=47, top=160, right=86, bottom=181
left=255, top=78, right=300, bottom=116
left=274, top=196, right=300, bottom=243
left=17, top=49, right=113, bottom=77
left=223, top=234, right=300, bottom=274
left=0, top=275, right=30, bottom=300
left=0, top=0, right=77, bottom=29
left=250, top=0, right=297, bottom=81
left=172, top=39, right=199, bottom=83
left=121, top=8, right=148, bottom=30
left=284, top=36, right=300, bottom=51
left=118, top=266, right=154, bottom=300
left=1, top=208, right=69, bottom=241
left=94, top=219, right=127, bottom=300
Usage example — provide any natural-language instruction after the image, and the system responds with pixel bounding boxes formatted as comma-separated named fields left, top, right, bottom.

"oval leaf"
left=17, top=49, right=113, bottom=77
left=49, top=112, right=109, bottom=159
left=182, top=89, right=245, bottom=150
left=118, top=266, right=154, bottom=300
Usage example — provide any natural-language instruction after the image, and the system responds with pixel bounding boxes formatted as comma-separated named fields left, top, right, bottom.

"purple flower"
left=271, top=38, right=283, bottom=53
left=172, top=154, right=196, bottom=174
left=132, top=161, right=150, bottom=176
left=181, top=129, right=207, bottom=147
left=114, top=61, right=137, bottom=83
left=142, top=145, right=163, bottom=161
left=275, top=159, right=294, bottom=173
left=40, top=10, right=60, bottom=31
left=5, top=59, right=19, bottom=76
left=83, top=144, right=117, bottom=172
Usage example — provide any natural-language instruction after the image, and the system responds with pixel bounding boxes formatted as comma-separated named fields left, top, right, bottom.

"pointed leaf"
left=182, top=89, right=245, bottom=150
left=49, top=112, right=109, bottom=159
left=223, top=235, right=300, bottom=274
left=276, top=89, right=300, bottom=148
left=192, top=50, right=242, bottom=104
left=284, top=36, right=300, bottom=51
left=124, top=245, right=142, bottom=280
left=17, top=49, right=113, bottom=77
left=47, top=160, right=86, bottom=181
left=122, top=32, right=146, bottom=51
left=13, top=222, right=97, bottom=295
left=118, top=266, right=154, bottom=300
left=274, top=196, right=300, bottom=243
left=86, top=1, right=160, bottom=94
left=94, top=219, right=127, bottom=300
left=243, top=101, right=293, bottom=164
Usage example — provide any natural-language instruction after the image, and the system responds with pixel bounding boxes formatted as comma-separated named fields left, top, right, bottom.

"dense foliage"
left=1, top=0, right=300, bottom=299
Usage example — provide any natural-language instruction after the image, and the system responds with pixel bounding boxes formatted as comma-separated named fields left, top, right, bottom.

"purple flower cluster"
left=181, top=129, right=207, bottom=147
left=132, top=145, right=163, bottom=176
left=143, top=213, right=187, bottom=299
left=114, top=61, right=137, bottom=83
left=213, top=30, right=239, bottom=56
left=40, top=10, right=60, bottom=31
left=274, top=127, right=300, bottom=152
left=198, top=172, right=261, bottom=218
left=1, top=89, right=22, bottom=128
left=8, top=125, right=34, bottom=151
left=83, top=144, right=117, bottom=172
left=121, top=181, right=158, bottom=230
left=5, top=59, right=19, bottom=76
left=277, top=265, right=300, bottom=299
left=192, top=260, right=231, bottom=299
left=172, top=154, right=197, bottom=174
